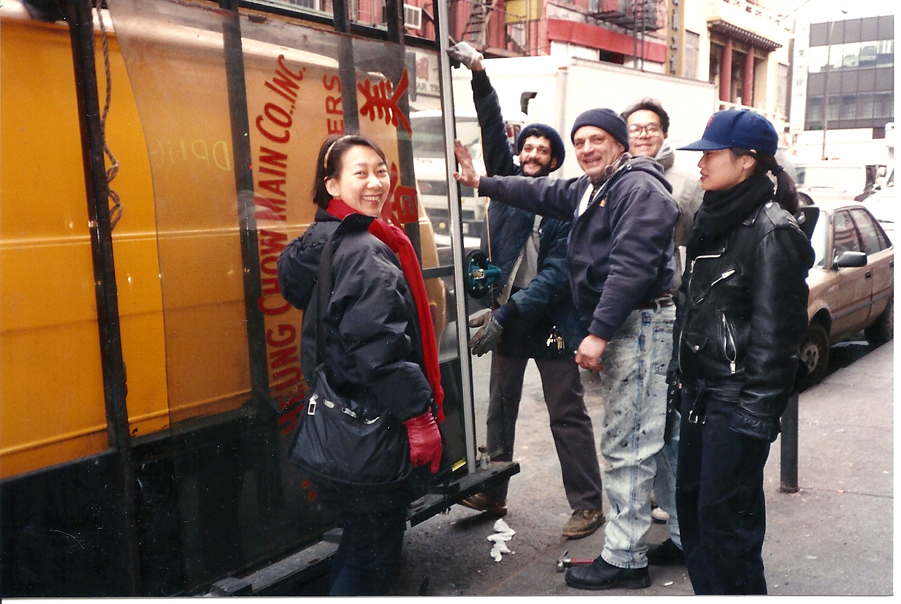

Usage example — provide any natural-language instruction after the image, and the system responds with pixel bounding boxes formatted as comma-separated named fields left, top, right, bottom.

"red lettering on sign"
left=261, top=276, right=282, bottom=296
left=258, top=178, right=287, bottom=197
left=266, top=324, right=296, bottom=346
left=259, top=146, right=288, bottom=169
left=269, top=345, right=299, bottom=369
left=272, top=366, right=301, bottom=392
left=277, top=55, right=305, bottom=81
left=358, top=69, right=411, bottom=134
left=322, top=74, right=341, bottom=91
left=258, top=295, right=290, bottom=315
left=259, top=229, right=287, bottom=253
left=277, top=392, right=304, bottom=434
left=256, top=115, right=289, bottom=143
left=254, top=195, right=287, bottom=221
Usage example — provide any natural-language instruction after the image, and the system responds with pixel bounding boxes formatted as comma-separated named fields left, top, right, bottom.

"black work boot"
left=647, top=538, right=685, bottom=566
left=564, top=557, right=651, bottom=591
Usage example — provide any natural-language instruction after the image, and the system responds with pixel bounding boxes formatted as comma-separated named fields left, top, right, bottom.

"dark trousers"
left=329, top=505, right=407, bottom=596
left=485, top=353, right=604, bottom=510
left=676, top=399, right=771, bottom=594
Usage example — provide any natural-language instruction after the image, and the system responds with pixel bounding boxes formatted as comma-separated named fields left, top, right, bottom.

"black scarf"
left=686, top=174, right=774, bottom=258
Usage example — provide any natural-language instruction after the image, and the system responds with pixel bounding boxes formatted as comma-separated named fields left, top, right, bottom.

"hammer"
left=556, top=550, right=594, bottom=572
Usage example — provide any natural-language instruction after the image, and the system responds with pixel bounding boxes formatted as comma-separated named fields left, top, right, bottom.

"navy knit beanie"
left=516, top=123, right=566, bottom=172
left=570, top=108, right=630, bottom=150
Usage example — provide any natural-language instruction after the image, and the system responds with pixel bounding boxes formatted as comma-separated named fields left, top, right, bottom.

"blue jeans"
left=329, top=505, right=407, bottom=595
left=597, top=305, right=675, bottom=569
left=676, top=399, right=771, bottom=594
left=653, top=410, right=681, bottom=549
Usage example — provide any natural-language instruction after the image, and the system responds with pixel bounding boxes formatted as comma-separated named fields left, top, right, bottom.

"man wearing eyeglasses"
left=620, top=99, right=703, bottom=569
left=622, top=99, right=703, bottom=298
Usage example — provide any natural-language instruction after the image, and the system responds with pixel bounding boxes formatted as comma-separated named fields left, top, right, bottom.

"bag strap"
left=315, top=228, right=338, bottom=367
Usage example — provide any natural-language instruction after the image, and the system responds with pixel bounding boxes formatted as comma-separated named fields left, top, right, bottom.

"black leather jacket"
left=673, top=200, right=814, bottom=441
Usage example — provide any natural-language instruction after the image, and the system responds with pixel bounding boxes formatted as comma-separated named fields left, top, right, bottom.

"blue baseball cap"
left=517, top=123, right=566, bottom=172
left=679, top=109, right=778, bottom=156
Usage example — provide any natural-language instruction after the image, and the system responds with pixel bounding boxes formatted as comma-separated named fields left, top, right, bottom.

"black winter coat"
left=471, top=70, right=575, bottom=355
left=478, top=157, right=679, bottom=342
left=277, top=210, right=434, bottom=423
left=673, top=200, right=814, bottom=442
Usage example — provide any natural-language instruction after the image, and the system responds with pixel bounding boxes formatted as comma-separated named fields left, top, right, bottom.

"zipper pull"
left=730, top=361, right=736, bottom=375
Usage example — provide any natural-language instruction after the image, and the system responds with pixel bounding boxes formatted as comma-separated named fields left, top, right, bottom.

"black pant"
left=676, top=398, right=771, bottom=594
left=329, top=504, right=407, bottom=595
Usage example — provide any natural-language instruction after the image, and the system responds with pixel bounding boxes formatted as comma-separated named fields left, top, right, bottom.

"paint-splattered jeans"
left=597, top=305, right=675, bottom=569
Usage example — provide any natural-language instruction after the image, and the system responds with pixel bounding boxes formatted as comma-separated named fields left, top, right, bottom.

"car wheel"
left=865, top=295, right=894, bottom=345
left=799, top=323, right=830, bottom=390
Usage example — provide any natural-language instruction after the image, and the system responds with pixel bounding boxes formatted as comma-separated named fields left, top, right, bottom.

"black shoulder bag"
left=288, top=230, right=413, bottom=488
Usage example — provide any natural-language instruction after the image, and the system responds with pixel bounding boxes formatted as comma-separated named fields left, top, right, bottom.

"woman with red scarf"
left=277, top=134, right=444, bottom=595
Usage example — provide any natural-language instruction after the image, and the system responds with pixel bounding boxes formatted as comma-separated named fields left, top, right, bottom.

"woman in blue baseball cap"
left=669, top=109, right=815, bottom=594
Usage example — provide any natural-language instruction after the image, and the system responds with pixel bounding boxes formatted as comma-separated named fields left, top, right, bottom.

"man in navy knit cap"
left=455, top=105, right=680, bottom=590
left=447, top=42, right=605, bottom=540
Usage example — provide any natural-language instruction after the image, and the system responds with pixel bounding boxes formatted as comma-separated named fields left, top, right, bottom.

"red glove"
left=403, top=411, right=443, bottom=473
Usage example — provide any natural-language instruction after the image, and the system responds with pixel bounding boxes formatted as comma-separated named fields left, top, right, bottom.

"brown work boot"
left=460, top=493, right=507, bottom=516
left=562, top=509, right=606, bottom=539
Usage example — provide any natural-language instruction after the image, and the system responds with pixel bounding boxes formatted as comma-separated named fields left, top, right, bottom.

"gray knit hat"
left=570, top=108, right=630, bottom=150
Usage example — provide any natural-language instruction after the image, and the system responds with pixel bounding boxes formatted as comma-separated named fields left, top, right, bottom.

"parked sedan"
left=800, top=199, right=894, bottom=389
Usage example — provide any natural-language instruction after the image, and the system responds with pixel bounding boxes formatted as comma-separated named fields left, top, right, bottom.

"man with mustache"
left=448, top=42, right=605, bottom=540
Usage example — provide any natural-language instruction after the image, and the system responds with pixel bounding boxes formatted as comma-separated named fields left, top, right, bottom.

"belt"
left=636, top=294, right=674, bottom=310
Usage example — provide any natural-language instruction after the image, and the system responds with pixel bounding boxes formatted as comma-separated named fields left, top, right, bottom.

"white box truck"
left=451, top=55, right=718, bottom=180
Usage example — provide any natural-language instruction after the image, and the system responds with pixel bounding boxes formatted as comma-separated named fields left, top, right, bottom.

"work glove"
left=468, top=309, right=504, bottom=356
left=447, top=41, right=484, bottom=71
left=403, top=411, right=443, bottom=473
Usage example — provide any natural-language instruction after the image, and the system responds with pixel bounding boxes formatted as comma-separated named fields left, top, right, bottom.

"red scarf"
left=326, top=199, right=444, bottom=422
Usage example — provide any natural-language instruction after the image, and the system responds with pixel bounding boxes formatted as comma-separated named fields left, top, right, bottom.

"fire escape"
left=588, top=0, right=665, bottom=31
left=588, top=0, right=665, bottom=67
left=462, top=0, right=496, bottom=47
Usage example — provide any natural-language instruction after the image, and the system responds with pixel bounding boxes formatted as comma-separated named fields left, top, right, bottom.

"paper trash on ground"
left=487, top=519, right=515, bottom=562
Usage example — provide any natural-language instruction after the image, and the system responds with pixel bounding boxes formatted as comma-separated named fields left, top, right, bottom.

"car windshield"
left=795, top=164, right=865, bottom=193
left=809, top=209, right=829, bottom=268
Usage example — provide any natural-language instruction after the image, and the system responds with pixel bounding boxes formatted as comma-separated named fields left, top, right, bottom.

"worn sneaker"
left=651, top=507, right=670, bottom=524
left=460, top=493, right=507, bottom=516
left=646, top=538, right=685, bottom=565
left=562, top=509, right=606, bottom=539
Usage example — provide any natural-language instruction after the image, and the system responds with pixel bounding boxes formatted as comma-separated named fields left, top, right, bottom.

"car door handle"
left=865, top=270, right=873, bottom=280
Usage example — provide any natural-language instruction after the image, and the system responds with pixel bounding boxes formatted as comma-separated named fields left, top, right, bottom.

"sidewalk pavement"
left=386, top=339, right=893, bottom=596
left=542, top=339, right=894, bottom=597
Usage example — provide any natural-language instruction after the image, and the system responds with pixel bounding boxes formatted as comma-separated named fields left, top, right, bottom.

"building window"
left=776, top=63, right=788, bottom=118
left=684, top=30, right=699, bottom=80
left=874, top=93, right=893, bottom=119
left=876, top=39, right=894, bottom=67
left=276, top=0, right=321, bottom=10
left=806, top=96, right=823, bottom=127
left=858, top=93, right=875, bottom=119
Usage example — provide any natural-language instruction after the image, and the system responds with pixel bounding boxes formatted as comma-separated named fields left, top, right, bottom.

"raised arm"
left=454, top=140, right=581, bottom=221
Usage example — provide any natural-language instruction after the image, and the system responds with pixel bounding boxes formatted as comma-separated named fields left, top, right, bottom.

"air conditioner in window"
left=404, top=4, right=422, bottom=29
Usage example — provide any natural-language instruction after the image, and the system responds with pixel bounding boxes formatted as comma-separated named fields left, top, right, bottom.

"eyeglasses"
left=628, top=123, right=663, bottom=136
